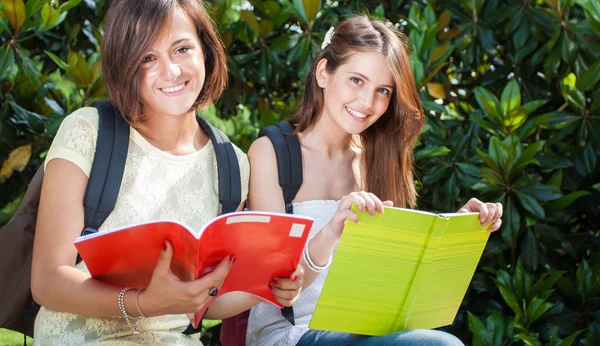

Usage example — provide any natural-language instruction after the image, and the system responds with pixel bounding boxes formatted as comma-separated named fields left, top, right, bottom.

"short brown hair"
left=290, top=15, right=424, bottom=208
left=101, top=0, right=227, bottom=123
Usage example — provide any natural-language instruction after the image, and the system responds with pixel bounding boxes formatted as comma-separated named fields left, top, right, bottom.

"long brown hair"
left=290, top=15, right=424, bottom=208
left=101, top=0, right=227, bottom=123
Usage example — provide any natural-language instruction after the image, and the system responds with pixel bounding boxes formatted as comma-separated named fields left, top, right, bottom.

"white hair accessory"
left=321, top=27, right=335, bottom=50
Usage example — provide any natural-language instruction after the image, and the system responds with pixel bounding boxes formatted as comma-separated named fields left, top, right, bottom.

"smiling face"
left=138, top=7, right=206, bottom=118
left=316, top=51, right=395, bottom=135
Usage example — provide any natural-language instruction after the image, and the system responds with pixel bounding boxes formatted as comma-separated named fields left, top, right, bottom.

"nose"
left=358, top=89, right=375, bottom=110
left=161, top=59, right=181, bottom=81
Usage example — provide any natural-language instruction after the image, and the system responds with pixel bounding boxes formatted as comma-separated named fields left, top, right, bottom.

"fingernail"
left=271, top=278, right=278, bottom=285
left=291, top=275, right=297, bottom=282
left=230, top=255, right=236, bottom=264
left=162, top=241, right=167, bottom=251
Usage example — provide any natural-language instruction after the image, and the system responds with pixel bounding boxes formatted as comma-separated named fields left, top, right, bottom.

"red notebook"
left=74, top=211, right=313, bottom=327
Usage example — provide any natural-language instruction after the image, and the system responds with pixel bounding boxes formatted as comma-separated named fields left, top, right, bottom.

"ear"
left=315, top=58, right=329, bottom=88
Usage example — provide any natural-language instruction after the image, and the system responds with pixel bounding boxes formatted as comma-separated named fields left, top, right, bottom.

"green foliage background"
left=1, top=0, right=599, bottom=344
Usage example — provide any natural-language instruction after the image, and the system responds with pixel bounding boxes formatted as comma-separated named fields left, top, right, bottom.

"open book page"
left=75, top=221, right=196, bottom=288
left=309, top=206, right=490, bottom=336
left=395, top=213, right=489, bottom=331
left=309, top=205, right=440, bottom=335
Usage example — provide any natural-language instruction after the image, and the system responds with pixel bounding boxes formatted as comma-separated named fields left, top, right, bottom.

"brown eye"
left=350, top=77, right=362, bottom=85
left=177, top=47, right=190, bottom=54
left=378, top=88, right=391, bottom=95
left=142, top=55, right=154, bottom=63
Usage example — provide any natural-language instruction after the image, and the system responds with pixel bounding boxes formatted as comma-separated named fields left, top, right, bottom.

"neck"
left=134, top=109, right=206, bottom=155
left=300, top=112, right=354, bottom=159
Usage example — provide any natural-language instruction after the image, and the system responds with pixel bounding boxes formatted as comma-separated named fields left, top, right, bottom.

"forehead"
left=336, top=51, right=394, bottom=86
left=150, top=7, right=199, bottom=48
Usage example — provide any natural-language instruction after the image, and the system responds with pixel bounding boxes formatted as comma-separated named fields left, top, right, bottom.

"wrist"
left=136, top=289, right=159, bottom=317
left=321, top=222, right=342, bottom=242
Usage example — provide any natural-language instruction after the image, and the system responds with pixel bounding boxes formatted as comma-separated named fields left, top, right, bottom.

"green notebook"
left=309, top=205, right=491, bottom=336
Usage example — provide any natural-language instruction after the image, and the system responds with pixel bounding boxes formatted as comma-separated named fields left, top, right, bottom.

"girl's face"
left=138, top=8, right=205, bottom=118
left=317, top=51, right=394, bottom=135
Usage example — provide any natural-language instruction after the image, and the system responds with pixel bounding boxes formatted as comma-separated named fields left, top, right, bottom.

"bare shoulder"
left=247, top=136, right=285, bottom=212
left=248, top=136, right=277, bottom=167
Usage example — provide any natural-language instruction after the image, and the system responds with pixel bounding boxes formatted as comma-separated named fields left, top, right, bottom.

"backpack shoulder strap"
left=258, top=120, right=302, bottom=327
left=258, top=120, right=303, bottom=214
left=196, top=116, right=241, bottom=215
left=82, top=101, right=130, bottom=235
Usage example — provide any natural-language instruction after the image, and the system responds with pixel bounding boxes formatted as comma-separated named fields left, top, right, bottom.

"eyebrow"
left=170, top=38, right=192, bottom=47
left=350, top=72, right=395, bottom=89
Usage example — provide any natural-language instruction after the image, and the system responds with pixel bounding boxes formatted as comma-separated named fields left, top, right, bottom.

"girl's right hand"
left=138, top=240, right=234, bottom=317
left=325, top=191, right=393, bottom=238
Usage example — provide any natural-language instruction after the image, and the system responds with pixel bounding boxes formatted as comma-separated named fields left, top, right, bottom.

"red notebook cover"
left=74, top=211, right=313, bottom=327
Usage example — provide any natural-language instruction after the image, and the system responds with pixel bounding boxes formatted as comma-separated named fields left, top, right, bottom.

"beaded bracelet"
left=118, top=287, right=141, bottom=334
left=302, top=236, right=332, bottom=272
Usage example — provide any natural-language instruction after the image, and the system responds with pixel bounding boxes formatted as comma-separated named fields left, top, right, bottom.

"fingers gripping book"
left=309, top=205, right=491, bottom=336
left=74, top=211, right=313, bottom=326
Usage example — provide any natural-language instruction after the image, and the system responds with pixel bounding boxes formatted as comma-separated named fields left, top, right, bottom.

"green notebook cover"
left=309, top=205, right=490, bottom=336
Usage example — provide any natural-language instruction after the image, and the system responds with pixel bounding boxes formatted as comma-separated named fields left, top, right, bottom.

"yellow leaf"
left=2, top=0, right=26, bottom=32
left=221, top=31, right=233, bottom=48
left=427, top=82, right=446, bottom=99
left=429, top=41, right=450, bottom=65
left=240, top=10, right=260, bottom=34
left=437, top=12, right=451, bottom=32
left=259, top=20, right=274, bottom=40
left=303, top=0, right=320, bottom=23
left=544, top=0, right=558, bottom=10
left=0, top=144, right=32, bottom=181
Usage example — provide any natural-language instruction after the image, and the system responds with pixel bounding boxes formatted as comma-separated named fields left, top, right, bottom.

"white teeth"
left=161, top=82, right=185, bottom=93
left=346, top=107, right=367, bottom=118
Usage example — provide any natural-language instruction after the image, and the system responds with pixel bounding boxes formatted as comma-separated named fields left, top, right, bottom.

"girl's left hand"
left=458, top=198, right=503, bottom=232
left=271, top=265, right=305, bottom=307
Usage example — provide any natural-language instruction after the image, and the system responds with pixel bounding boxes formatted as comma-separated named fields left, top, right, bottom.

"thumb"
left=154, top=240, right=174, bottom=275
left=290, top=264, right=305, bottom=282
left=382, top=200, right=394, bottom=207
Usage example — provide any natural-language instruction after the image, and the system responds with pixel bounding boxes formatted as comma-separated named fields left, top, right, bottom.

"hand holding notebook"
left=75, top=211, right=313, bottom=327
left=309, top=205, right=491, bottom=335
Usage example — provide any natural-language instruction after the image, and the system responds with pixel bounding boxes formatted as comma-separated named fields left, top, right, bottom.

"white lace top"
left=33, top=107, right=249, bottom=345
left=246, top=200, right=340, bottom=346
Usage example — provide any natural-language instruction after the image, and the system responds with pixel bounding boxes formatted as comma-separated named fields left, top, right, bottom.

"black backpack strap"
left=258, top=121, right=303, bottom=326
left=76, top=101, right=130, bottom=263
left=258, top=121, right=303, bottom=214
left=196, top=115, right=242, bottom=215
left=182, top=116, right=242, bottom=336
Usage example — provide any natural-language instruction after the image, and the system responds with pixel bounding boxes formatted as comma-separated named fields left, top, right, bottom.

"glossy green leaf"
left=514, top=141, right=544, bottom=171
left=474, top=86, right=503, bottom=125
left=525, top=297, right=553, bottom=325
left=500, top=79, right=521, bottom=116
left=45, top=50, right=70, bottom=72
left=41, top=4, right=61, bottom=30
left=423, top=164, right=449, bottom=185
left=0, top=44, right=15, bottom=80
left=561, top=33, right=578, bottom=63
left=59, top=0, right=82, bottom=13
left=468, top=311, right=489, bottom=346
left=515, top=190, right=545, bottom=218
left=67, top=50, right=92, bottom=86
left=521, top=228, right=540, bottom=271
left=545, top=191, right=590, bottom=210
left=414, top=146, right=451, bottom=160
left=576, top=60, right=600, bottom=90
left=497, top=283, right=523, bottom=316
left=291, top=0, right=308, bottom=24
